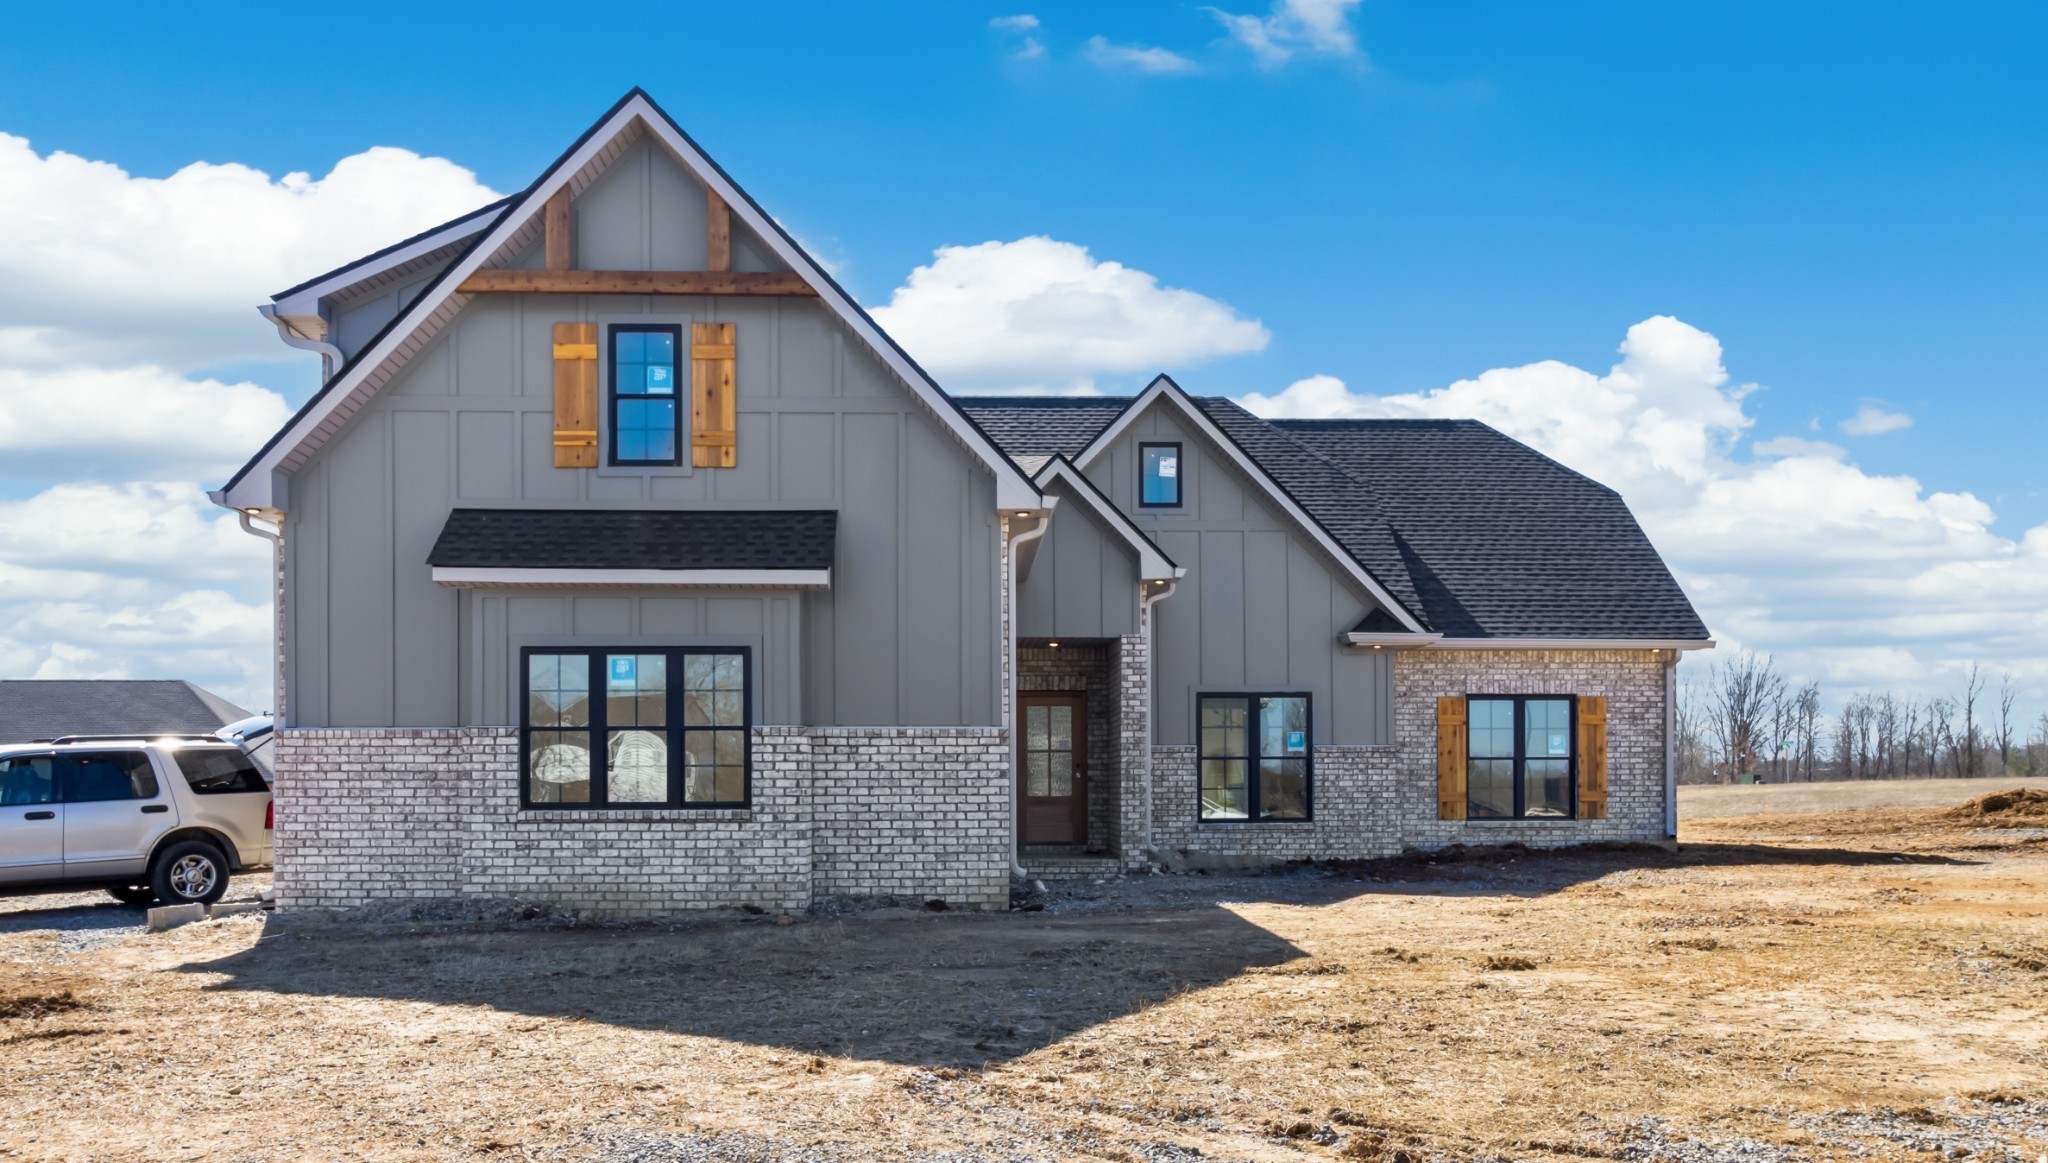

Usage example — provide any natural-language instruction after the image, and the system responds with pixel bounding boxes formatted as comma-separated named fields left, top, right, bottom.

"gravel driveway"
left=0, top=870, right=271, bottom=953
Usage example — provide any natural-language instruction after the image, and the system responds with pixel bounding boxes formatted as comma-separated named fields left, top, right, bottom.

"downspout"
left=1005, top=511, right=1052, bottom=879
left=259, top=304, right=344, bottom=384
left=1665, top=649, right=1679, bottom=842
left=1136, top=573, right=1183, bottom=865
left=236, top=511, right=285, bottom=723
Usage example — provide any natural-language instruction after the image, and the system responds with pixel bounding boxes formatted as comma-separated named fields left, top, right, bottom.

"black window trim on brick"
left=1195, top=691, right=1314, bottom=823
left=606, top=322, right=685, bottom=468
left=519, top=645, right=753, bottom=811
left=1464, top=693, right=1577, bottom=821
left=1138, top=441, right=1184, bottom=509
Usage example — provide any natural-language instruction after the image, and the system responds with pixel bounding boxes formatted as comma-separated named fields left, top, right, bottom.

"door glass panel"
left=1048, top=752, right=1073, bottom=797
left=57, top=753, right=157, bottom=803
left=1027, top=752, right=1049, bottom=797
left=529, top=732, right=591, bottom=803
left=1026, top=706, right=1048, bottom=751
left=0, top=756, right=54, bottom=805
left=1049, top=706, right=1072, bottom=751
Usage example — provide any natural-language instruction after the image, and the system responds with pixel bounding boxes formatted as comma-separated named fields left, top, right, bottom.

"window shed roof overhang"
left=426, top=508, right=836, bottom=589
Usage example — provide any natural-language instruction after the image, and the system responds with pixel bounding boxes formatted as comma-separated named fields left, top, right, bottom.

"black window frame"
left=1196, top=691, right=1314, bottom=823
left=606, top=323, right=685, bottom=468
left=1464, top=694, right=1577, bottom=821
left=1138, top=441, right=1184, bottom=509
left=519, top=645, right=753, bottom=811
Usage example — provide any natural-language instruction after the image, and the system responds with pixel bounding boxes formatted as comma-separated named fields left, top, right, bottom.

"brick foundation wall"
left=1143, top=649, right=1671, bottom=864
left=272, top=725, right=1008, bottom=916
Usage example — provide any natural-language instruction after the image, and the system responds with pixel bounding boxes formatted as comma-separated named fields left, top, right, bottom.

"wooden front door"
left=1019, top=692, right=1088, bottom=845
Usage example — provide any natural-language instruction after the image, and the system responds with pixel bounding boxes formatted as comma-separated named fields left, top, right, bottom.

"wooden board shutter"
left=551, top=322, right=598, bottom=468
left=1578, top=696, right=1609, bottom=820
left=691, top=322, right=736, bottom=468
left=1436, top=696, right=1467, bottom=820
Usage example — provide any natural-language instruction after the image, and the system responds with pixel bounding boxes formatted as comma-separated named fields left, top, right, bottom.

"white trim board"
left=432, top=567, right=831, bottom=589
left=1070, top=375, right=1429, bottom=635
left=215, top=90, right=1040, bottom=513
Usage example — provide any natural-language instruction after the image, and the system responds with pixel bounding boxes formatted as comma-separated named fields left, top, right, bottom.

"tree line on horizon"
left=1677, top=653, right=2040, bottom=784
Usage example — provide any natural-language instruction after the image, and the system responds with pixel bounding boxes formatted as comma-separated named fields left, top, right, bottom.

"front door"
left=1019, top=692, right=1087, bottom=845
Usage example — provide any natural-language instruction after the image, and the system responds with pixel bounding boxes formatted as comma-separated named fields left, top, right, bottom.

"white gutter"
left=258, top=304, right=344, bottom=385
left=1665, top=650, right=1679, bottom=841
left=1136, top=575, right=1182, bottom=863
left=236, top=511, right=285, bottom=723
left=430, top=566, right=831, bottom=589
left=1004, top=510, right=1054, bottom=880
left=1342, top=632, right=1445, bottom=650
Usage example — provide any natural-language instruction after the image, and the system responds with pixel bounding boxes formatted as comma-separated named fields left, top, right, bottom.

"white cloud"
left=1014, top=37, right=1048, bottom=60
left=0, top=363, right=292, bottom=482
left=990, top=14, right=1040, bottom=31
left=870, top=236, right=1269, bottom=392
left=1238, top=317, right=2048, bottom=704
left=1208, top=0, right=1362, bottom=67
left=1840, top=402, right=1913, bottom=435
left=0, top=132, right=500, bottom=373
left=1083, top=36, right=1200, bottom=74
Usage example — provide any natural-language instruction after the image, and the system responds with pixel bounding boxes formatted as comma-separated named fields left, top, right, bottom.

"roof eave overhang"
left=1341, top=632, right=1445, bottom=651
left=1070, top=377, right=1429, bottom=634
left=216, top=91, right=1040, bottom=514
left=431, top=566, right=831, bottom=589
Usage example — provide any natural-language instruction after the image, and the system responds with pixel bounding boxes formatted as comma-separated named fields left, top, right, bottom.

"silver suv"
left=0, top=736, right=273, bottom=906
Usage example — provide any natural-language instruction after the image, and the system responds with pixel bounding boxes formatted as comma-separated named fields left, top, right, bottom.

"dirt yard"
left=3, top=791, right=2045, bottom=1162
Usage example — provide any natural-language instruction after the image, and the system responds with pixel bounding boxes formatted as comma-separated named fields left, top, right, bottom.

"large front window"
left=608, top=324, right=681, bottom=466
left=1467, top=696, right=1574, bottom=819
left=1198, top=693, right=1310, bottom=821
left=522, top=647, right=750, bottom=809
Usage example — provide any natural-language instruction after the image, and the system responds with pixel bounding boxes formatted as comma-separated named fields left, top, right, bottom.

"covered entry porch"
left=1015, top=637, right=1150, bottom=880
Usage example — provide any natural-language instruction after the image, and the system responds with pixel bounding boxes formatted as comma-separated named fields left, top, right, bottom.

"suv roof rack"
left=43, top=733, right=237, bottom=745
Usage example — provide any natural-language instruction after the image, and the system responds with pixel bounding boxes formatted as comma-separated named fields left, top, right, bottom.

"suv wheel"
left=150, top=840, right=229, bottom=906
left=106, top=885, right=155, bottom=906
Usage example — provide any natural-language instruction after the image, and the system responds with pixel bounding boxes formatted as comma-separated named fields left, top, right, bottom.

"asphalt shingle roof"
left=953, top=396, right=1705, bottom=641
left=0, top=681, right=252, bottom=744
left=428, top=509, right=838, bottom=572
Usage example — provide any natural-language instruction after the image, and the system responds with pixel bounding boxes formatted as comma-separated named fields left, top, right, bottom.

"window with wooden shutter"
left=1436, top=696, right=1467, bottom=820
left=1577, top=695, right=1609, bottom=820
left=551, top=322, right=598, bottom=468
left=691, top=322, right=736, bottom=468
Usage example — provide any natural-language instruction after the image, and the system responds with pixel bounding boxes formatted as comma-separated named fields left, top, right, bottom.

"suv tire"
left=150, top=840, right=229, bottom=906
left=106, top=885, right=155, bottom=906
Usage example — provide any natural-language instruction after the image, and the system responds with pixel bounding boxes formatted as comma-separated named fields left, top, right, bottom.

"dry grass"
left=2, top=802, right=2046, bottom=1161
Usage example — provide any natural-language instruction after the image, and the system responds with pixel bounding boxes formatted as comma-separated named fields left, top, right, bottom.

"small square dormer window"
left=1140, top=442, right=1182, bottom=508
left=609, top=324, right=681, bottom=466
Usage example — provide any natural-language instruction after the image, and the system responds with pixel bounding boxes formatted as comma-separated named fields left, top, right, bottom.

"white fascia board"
left=1342, top=632, right=1445, bottom=650
left=432, top=566, right=831, bottom=589
left=268, top=208, right=504, bottom=319
left=1426, top=637, right=1717, bottom=651
left=1071, top=378, right=1429, bottom=634
left=1031, top=458, right=1178, bottom=582
left=219, top=94, right=1040, bottom=514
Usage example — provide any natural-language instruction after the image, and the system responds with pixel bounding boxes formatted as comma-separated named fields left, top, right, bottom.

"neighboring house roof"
left=427, top=509, right=837, bottom=572
left=215, top=88, right=1040, bottom=513
left=0, top=680, right=253, bottom=744
left=953, top=397, right=1708, bottom=642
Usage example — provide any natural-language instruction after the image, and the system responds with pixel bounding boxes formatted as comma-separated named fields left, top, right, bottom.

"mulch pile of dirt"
left=1945, top=787, right=2048, bottom=823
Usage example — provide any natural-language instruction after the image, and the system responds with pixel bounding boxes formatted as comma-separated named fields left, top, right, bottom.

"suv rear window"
left=174, top=749, right=270, bottom=795
left=58, top=752, right=159, bottom=802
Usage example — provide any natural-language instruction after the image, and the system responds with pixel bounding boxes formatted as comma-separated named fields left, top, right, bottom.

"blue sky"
left=1, top=1, right=2045, bottom=711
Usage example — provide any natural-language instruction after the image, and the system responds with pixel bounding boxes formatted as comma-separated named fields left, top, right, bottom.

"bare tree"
left=1959, top=663, right=1985, bottom=777
left=1793, top=683, right=1822, bottom=780
left=1996, top=672, right=2017, bottom=776
left=1710, top=652, right=1785, bottom=781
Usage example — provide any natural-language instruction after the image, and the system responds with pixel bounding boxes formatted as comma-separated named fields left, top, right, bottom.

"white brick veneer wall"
left=271, top=725, right=1008, bottom=916
left=1146, top=649, right=1673, bottom=863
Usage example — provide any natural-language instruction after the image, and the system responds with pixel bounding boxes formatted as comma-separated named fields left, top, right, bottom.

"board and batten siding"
left=1083, top=403, right=1394, bottom=746
left=1015, top=478, right=1141, bottom=640
left=281, top=139, right=999, bottom=729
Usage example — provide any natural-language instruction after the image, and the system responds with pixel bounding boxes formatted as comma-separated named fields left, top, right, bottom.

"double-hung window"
left=1139, top=442, right=1182, bottom=507
left=522, top=647, right=751, bottom=809
left=608, top=324, right=681, bottom=466
left=1467, top=696, right=1574, bottom=819
left=1198, top=693, right=1311, bottom=821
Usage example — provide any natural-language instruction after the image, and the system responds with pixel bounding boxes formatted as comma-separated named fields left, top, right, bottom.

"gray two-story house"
left=212, top=90, right=1711, bottom=915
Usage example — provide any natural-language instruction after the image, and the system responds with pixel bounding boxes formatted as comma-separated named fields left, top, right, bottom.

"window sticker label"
left=1548, top=732, right=1568, bottom=756
left=1286, top=729, right=1305, bottom=754
left=1157, top=455, right=1177, bottom=478
left=646, top=365, right=673, bottom=394
left=611, top=656, right=637, bottom=684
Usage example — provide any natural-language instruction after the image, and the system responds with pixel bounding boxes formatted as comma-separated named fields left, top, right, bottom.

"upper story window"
left=522, top=647, right=751, bottom=810
left=1198, top=693, right=1310, bottom=821
left=1140, top=442, right=1182, bottom=508
left=608, top=324, right=681, bottom=466
left=1467, top=696, right=1574, bottom=819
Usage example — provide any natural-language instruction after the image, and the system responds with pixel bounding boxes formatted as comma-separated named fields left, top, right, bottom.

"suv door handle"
left=24, top=811, right=54, bottom=820
left=141, top=804, right=169, bottom=814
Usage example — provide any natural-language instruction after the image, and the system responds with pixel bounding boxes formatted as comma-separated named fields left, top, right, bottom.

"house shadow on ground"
left=174, top=839, right=1973, bottom=1069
